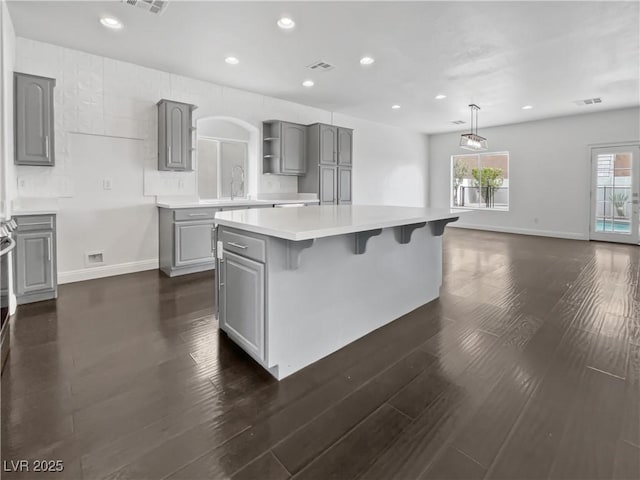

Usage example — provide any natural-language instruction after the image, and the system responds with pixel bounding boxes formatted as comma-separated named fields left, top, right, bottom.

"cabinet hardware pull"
left=47, top=237, right=51, bottom=261
left=167, top=145, right=172, bottom=165
left=220, top=282, right=225, bottom=286
left=45, top=135, right=50, bottom=158
left=188, top=213, right=208, bottom=216
left=227, top=242, right=248, bottom=249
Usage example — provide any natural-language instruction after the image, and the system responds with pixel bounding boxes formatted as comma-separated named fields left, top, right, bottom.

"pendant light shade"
left=460, top=104, right=488, bottom=151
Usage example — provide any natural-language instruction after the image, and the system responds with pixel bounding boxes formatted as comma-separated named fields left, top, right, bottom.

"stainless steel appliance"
left=1, top=218, right=17, bottom=373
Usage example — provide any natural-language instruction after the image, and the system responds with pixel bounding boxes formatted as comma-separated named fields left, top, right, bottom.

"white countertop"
left=156, top=198, right=319, bottom=209
left=11, top=198, right=59, bottom=216
left=215, top=205, right=467, bottom=241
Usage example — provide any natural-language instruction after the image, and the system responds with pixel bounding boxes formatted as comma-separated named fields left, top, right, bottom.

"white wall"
left=429, top=108, right=640, bottom=240
left=333, top=113, right=429, bottom=207
left=11, top=38, right=430, bottom=282
left=0, top=1, right=15, bottom=220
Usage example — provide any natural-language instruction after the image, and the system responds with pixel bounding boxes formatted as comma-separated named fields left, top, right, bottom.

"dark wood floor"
left=2, top=228, right=639, bottom=480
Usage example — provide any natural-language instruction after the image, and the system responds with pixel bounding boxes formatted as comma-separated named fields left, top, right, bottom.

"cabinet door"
left=320, top=166, right=338, bottom=204
left=337, top=128, right=352, bottom=166
left=174, top=221, right=215, bottom=267
left=221, top=251, right=265, bottom=361
left=15, top=231, right=54, bottom=295
left=338, top=167, right=352, bottom=204
left=15, top=73, right=55, bottom=166
left=166, top=102, right=191, bottom=170
left=319, top=124, right=337, bottom=165
left=281, top=122, right=307, bottom=175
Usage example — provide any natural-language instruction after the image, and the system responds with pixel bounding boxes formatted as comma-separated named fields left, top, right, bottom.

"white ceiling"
left=7, top=1, right=640, bottom=133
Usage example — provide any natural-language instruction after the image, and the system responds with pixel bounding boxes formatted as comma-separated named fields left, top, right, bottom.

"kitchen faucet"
left=230, top=165, right=245, bottom=200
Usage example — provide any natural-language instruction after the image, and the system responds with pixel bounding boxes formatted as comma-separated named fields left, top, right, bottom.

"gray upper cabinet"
left=338, top=167, right=352, bottom=204
left=158, top=99, right=196, bottom=171
left=220, top=251, right=265, bottom=361
left=337, top=128, right=353, bottom=166
left=281, top=122, right=306, bottom=174
left=319, top=124, right=338, bottom=165
left=14, top=72, right=56, bottom=166
left=262, top=120, right=307, bottom=175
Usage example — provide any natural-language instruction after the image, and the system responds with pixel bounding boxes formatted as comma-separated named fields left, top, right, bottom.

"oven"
left=1, top=219, right=16, bottom=373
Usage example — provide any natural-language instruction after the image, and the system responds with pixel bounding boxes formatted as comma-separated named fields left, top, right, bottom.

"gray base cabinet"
left=158, top=99, right=196, bottom=171
left=13, top=215, right=57, bottom=305
left=14, top=72, right=56, bottom=166
left=219, top=250, right=265, bottom=361
left=159, top=208, right=216, bottom=277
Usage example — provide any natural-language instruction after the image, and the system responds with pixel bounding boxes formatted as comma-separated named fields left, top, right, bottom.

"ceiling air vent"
left=122, top=0, right=168, bottom=15
left=451, top=120, right=466, bottom=125
left=573, top=97, right=602, bottom=106
left=306, top=61, right=335, bottom=72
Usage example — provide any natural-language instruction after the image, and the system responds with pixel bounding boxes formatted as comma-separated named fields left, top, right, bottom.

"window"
left=451, top=152, right=509, bottom=210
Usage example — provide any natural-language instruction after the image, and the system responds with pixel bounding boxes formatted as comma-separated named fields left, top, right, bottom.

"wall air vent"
left=306, top=61, right=335, bottom=72
left=122, top=0, right=168, bottom=15
left=573, top=97, right=602, bottom=106
left=451, top=120, right=466, bottom=125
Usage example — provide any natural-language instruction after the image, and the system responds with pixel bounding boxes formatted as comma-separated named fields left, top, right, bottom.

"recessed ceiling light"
left=522, top=105, right=533, bottom=110
left=435, top=94, right=447, bottom=100
left=225, top=56, right=239, bottom=65
left=391, top=104, right=401, bottom=109
left=277, top=17, right=295, bottom=29
left=100, top=16, right=123, bottom=30
left=360, top=57, right=375, bottom=65
left=302, top=80, right=315, bottom=87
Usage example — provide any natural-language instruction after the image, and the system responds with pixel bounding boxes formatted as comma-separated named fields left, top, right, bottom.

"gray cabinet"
left=337, top=128, right=352, bottom=166
left=219, top=250, right=265, bottom=361
left=174, top=221, right=215, bottom=267
left=338, top=167, right=352, bottom=204
left=262, top=120, right=307, bottom=175
left=159, top=207, right=215, bottom=277
left=14, top=72, right=56, bottom=166
left=319, top=124, right=337, bottom=165
left=13, top=214, right=57, bottom=305
left=320, top=166, right=337, bottom=204
left=158, top=99, right=196, bottom=171
left=300, top=123, right=353, bottom=205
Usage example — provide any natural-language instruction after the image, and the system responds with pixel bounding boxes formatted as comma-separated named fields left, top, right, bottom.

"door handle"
left=227, top=242, right=248, bottom=249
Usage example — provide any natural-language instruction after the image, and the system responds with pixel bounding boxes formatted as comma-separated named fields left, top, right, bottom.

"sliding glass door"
left=590, top=145, right=639, bottom=244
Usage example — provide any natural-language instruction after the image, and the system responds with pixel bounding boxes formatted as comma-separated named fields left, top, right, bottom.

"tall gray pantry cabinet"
left=14, top=72, right=56, bottom=166
left=299, top=123, right=353, bottom=204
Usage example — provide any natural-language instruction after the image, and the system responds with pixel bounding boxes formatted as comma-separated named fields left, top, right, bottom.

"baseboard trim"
left=448, top=223, right=588, bottom=241
left=58, top=259, right=159, bottom=285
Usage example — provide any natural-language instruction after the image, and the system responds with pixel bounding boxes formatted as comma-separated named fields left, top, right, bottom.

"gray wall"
left=429, top=107, right=640, bottom=240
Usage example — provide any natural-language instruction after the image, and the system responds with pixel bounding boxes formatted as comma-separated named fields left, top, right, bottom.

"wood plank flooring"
left=2, top=228, right=639, bottom=480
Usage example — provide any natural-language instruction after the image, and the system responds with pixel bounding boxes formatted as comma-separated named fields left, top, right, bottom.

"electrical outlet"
left=18, top=178, right=26, bottom=189
left=103, top=179, right=112, bottom=190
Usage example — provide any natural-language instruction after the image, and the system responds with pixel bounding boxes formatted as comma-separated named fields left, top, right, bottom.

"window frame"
left=450, top=151, right=510, bottom=212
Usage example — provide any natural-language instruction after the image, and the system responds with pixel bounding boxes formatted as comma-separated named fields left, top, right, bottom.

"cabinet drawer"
left=220, top=228, right=266, bottom=263
left=174, top=208, right=218, bottom=221
left=14, top=215, right=55, bottom=232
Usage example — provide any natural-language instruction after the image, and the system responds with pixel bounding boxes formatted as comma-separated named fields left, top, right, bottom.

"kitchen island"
left=214, top=205, right=463, bottom=379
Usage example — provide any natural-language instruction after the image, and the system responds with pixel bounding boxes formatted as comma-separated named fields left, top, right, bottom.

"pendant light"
left=459, top=104, right=488, bottom=151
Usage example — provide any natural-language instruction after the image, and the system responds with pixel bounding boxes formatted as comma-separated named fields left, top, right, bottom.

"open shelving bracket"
left=354, top=229, right=383, bottom=254
left=428, top=217, right=459, bottom=236
left=394, top=222, right=427, bottom=244
left=285, top=239, right=315, bottom=270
